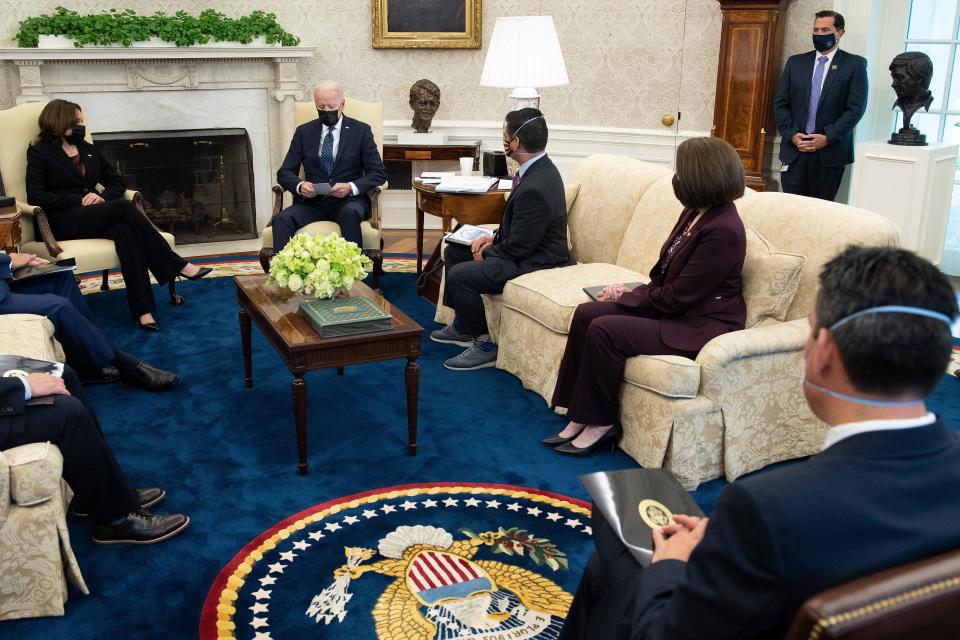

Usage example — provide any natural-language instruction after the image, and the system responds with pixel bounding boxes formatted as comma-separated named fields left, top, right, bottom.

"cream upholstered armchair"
left=0, top=102, right=182, bottom=304
left=0, top=315, right=88, bottom=620
left=260, top=99, right=386, bottom=288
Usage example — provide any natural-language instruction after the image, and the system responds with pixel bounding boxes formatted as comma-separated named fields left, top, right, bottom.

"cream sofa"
left=0, top=315, right=88, bottom=620
left=439, top=154, right=899, bottom=489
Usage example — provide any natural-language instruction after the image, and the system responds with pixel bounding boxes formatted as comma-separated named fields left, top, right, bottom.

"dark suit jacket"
left=773, top=49, right=868, bottom=167
left=481, top=155, right=571, bottom=280
left=616, top=202, right=746, bottom=352
left=627, top=421, right=960, bottom=639
left=0, top=253, right=12, bottom=304
left=276, top=115, right=386, bottom=206
left=0, top=377, right=28, bottom=443
left=26, top=138, right=127, bottom=221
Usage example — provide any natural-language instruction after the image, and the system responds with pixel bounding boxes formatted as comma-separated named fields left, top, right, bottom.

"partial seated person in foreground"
left=431, top=108, right=572, bottom=371
left=274, top=80, right=387, bottom=253
left=0, top=367, right=189, bottom=544
left=0, top=251, right=178, bottom=391
left=559, top=246, right=960, bottom=640
left=25, top=99, right=212, bottom=332
left=545, top=137, right=746, bottom=456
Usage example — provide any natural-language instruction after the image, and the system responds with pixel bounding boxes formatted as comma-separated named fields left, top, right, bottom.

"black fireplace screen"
left=96, top=128, right=257, bottom=245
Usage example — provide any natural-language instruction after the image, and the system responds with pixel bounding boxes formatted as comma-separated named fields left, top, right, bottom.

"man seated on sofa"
left=560, top=245, right=960, bottom=639
left=1, top=366, right=189, bottom=544
left=0, top=251, right=178, bottom=391
left=431, top=108, right=572, bottom=371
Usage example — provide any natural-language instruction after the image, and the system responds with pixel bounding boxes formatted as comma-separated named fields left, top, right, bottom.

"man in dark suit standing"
left=773, top=11, right=868, bottom=201
left=431, top=108, right=571, bottom=371
left=560, top=246, right=960, bottom=639
left=274, top=80, right=386, bottom=252
left=0, top=366, right=188, bottom=544
left=0, top=251, right=178, bottom=390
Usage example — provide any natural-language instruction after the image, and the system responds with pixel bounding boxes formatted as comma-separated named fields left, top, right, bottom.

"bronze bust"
left=409, top=79, right=441, bottom=133
left=889, top=52, right=934, bottom=146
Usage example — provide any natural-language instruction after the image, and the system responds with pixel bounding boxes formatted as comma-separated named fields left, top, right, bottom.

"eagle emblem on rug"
left=306, top=525, right=572, bottom=639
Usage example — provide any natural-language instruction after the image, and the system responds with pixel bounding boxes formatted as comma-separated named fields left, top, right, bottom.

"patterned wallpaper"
left=0, top=0, right=831, bottom=132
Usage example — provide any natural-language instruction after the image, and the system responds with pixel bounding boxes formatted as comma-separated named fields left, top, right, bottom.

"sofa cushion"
left=565, top=182, right=580, bottom=252
left=5, top=442, right=63, bottom=507
left=624, top=354, right=701, bottom=399
left=0, top=314, right=64, bottom=362
left=742, top=227, right=805, bottom=328
left=502, top=263, right=648, bottom=334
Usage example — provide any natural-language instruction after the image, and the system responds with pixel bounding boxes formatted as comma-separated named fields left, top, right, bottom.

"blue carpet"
left=6, top=272, right=960, bottom=638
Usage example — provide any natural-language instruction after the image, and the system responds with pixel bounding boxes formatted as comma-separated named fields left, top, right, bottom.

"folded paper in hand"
left=580, top=468, right=704, bottom=566
left=311, top=182, right=332, bottom=196
left=445, top=224, right=495, bottom=246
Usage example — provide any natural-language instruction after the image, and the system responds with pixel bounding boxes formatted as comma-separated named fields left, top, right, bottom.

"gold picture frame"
left=372, top=0, right=481, bottom=49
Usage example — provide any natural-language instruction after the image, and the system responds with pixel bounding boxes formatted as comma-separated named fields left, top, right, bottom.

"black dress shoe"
left=541, top=428, right=585, bottom=447
left=554, top=424, right=623, bottom=457
left=181, top=266, right=212, bottom=281
left=122, top=362, right=179, bottom=391
left=72, top=487, right=166, bottom=518
left=137, top=320, right=160, bottom=332
left=92, top=510, right=189, bottom=545
left=78, top=365, right=121, bottom=385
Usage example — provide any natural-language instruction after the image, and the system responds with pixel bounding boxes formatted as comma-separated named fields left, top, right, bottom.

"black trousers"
left=442, top=243, right=520, bottom=337
left=560, top=509, right=644, bottom=640
left=271, top=196, right=370, bottom=252
left=780, top=152, right=846, bottom=201
left=551, top=302, right=696, bottom=425
left=0, top=367, right=138, bottom=524
left=47, top=199, right=187, bottom=318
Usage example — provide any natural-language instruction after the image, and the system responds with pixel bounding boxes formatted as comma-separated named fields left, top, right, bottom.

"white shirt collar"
left=816, top=47, right=839, bottom=66
left=321, top=114, right=343, bottom=135
left=517, top=152, right=546, bottom=178
left=822, top=413, right=936, bottom=451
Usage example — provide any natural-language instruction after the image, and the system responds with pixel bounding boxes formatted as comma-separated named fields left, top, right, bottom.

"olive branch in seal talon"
left=460, top=527, right=569, bottom=571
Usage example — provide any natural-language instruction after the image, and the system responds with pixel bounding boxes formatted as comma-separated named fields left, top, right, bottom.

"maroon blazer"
left=617, top=201, right=746, bottom=352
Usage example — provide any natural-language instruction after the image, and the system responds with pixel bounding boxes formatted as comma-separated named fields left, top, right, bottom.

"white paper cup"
left=459, top=157, right=473, bottom=176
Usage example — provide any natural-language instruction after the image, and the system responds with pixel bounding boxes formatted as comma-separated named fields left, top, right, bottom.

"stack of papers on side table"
left=435, top=176, right=498, bottom=194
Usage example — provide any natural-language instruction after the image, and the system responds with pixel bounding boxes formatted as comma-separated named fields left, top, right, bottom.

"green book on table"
left=298, top=296, right=392, bottom=338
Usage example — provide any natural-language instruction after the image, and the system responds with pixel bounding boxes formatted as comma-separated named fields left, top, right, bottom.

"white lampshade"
left=480, top=16, right=568, bottom=109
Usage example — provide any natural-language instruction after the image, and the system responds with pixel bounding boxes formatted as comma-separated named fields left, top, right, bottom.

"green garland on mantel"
left=16, top=6, right=300, bottom=48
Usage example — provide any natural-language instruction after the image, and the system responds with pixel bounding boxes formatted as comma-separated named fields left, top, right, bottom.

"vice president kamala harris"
left=544, top=137, right=747, bottom=456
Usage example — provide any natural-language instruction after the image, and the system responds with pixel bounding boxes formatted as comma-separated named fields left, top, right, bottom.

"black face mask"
left=317, top=109, right=340, bottom=127
left=812, top=33, right=837, bottom=53
left=67, top=124, right=86, bottom=145
left=503, top=137, right=516, bottom=157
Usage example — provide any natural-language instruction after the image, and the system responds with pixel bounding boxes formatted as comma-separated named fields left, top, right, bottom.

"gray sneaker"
left=430, top=323, right=475, bottom=347
left=443, top=336, right=498, bottom=371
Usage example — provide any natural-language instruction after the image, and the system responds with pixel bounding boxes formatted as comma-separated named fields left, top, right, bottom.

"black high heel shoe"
left=137, top=319, right=160, bottom=332
left=541, top=425, right=586, bottom=447
left=553, top=424, right=622, bottom=457
left=181, top=266, right=212, bottom=281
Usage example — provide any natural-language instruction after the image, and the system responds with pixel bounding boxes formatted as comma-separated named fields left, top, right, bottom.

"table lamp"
left=480, top=16, right=569, bottom=111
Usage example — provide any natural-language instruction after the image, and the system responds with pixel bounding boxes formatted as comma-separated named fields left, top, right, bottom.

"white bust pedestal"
left=397, top=131, right=447, bottom=145
left=849, top=141, right=958, bottom=265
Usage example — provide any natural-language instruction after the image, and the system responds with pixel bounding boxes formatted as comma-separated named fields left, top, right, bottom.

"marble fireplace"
left=0, top=45, right=315, bottom=238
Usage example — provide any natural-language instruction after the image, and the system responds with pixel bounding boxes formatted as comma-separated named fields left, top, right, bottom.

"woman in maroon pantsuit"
left=546, top=137, right=748, bottom=456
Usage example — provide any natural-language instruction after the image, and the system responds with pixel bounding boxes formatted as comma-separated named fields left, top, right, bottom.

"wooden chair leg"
left=100, top=269, right=110, bottom=291
left=365, top=243, right=384, bottom=292
left=258, top=247, right=273, bottom=274
left=169, top=280, right=185, bottom=306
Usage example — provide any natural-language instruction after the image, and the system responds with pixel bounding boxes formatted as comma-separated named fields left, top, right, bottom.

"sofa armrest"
left=0, top=449, right=9, bottom=530
left=3, top=442, right=63, bottom=507
left=696, top=318, right=809, bottom=399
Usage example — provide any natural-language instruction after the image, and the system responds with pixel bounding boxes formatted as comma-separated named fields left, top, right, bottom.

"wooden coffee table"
left=235, top=276, right=423, bottom=474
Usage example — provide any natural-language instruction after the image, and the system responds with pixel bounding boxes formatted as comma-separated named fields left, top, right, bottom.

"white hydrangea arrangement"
left=268, top=233, right=371, bottom=298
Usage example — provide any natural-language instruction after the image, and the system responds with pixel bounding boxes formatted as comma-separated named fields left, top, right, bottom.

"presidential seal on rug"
left=200, top=483, right=593, bottom=639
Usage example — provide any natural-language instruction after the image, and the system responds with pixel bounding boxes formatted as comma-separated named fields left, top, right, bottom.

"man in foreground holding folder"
left=431, top=108, right=571, bottom=370
left=560, top=246, right=960, bottom=639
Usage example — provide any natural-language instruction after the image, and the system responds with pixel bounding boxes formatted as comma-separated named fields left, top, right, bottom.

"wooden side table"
left=0, top=205, right=21, bottom=253
left=412, top=182, right=508, bottom=275
left=383, top=141, right=482, bottom=190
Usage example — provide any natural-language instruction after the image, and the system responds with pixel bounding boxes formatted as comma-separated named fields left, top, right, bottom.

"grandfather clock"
left=712, top=0, right=792, bottom=191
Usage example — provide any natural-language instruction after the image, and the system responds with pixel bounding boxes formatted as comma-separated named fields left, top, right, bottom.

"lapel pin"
left=831, top=65, right=838, bottom=70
